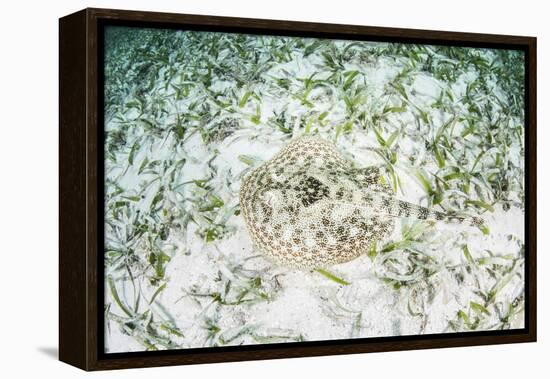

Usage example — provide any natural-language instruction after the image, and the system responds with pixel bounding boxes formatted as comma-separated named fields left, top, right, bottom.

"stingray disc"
left=239, top=136, right=396, bottom=268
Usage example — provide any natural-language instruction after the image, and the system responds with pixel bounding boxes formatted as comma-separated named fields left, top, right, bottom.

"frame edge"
left=59, top=9, right=89, bottom=371
left=85, top=7, right=537, bottom=44
left=526, top=36, right=537, bottom=343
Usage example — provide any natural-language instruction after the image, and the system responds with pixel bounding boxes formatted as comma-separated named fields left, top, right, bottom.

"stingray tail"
left=370, top=194, right=487, bottom=230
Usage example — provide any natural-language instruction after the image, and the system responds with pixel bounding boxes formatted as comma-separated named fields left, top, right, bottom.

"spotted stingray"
left=240, top=135, right=485, bottom=269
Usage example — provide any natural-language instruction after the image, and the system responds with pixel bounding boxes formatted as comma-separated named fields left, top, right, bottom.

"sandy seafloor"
left=103, top=27, right=526, bottom=352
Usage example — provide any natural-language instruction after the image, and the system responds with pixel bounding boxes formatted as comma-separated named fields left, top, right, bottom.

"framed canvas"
left=59, top=8, right=537, bottom=371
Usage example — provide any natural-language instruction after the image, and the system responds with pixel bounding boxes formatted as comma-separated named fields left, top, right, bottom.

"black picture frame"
left=59, top=7, right=537, bottom=371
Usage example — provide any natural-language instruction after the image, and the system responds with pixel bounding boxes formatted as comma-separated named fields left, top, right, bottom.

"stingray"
left=240, top=135, right=485, bottom=269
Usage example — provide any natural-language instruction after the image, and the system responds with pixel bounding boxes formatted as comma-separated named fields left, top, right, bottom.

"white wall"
left=0, top=0, right=546, bottom=377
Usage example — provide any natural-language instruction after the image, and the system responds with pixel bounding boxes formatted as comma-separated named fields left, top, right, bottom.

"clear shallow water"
left=103, top=26, right=525, bottom=353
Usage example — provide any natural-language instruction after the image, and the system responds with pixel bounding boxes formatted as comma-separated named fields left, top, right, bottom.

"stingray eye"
left=271, top=172, right=285, bottom=182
